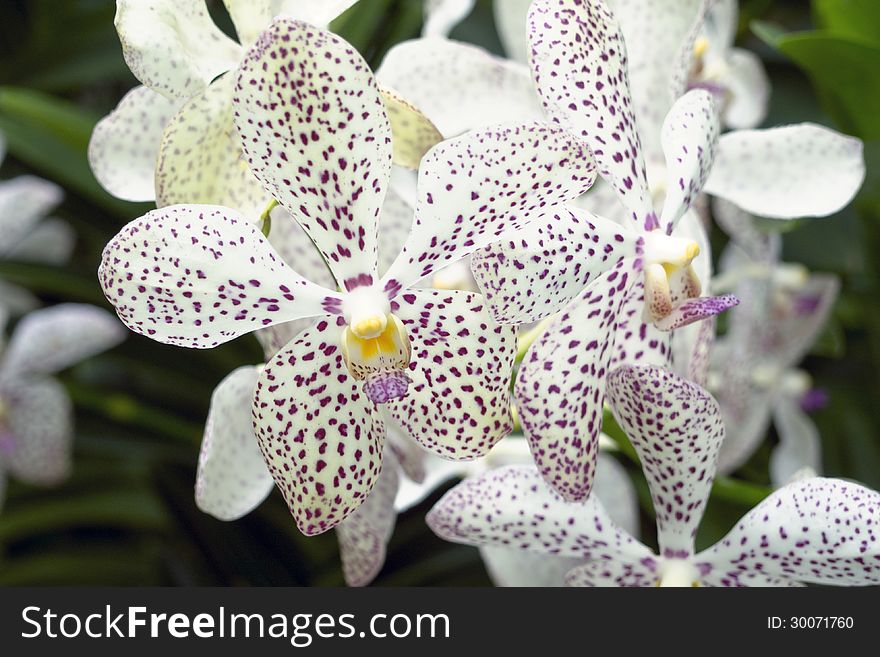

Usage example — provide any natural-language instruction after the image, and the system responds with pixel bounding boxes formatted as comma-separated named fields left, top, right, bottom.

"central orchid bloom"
left=429, top=364, right=880, bottom=587
left=100, top=19, right=597, bottom=535
left=89, top=0, right=441, bottom=215
left=0, top=305, right=123, bottom=508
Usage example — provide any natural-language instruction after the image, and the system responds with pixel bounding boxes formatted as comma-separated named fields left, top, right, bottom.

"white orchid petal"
left=422, top=0, right=475, bottom=37
left=89, top=86, right=178, bottom=202
left=156, top=75, right=267, bottom=220
left=515, top=258, right=639, bottom=501
left=0, top=176, right=63, bottom=255
left=380, top=88, right=444, bottom=171
left=0, top=378, right=73, bottom=486
left=1, top=304, right=124, bottom=378
left=529, top=0, right=655, bottom=229
left=99, top=205, right=337, bottom=349
left=472, top=207, right=637, bottom=325
left=252, top=318, right=385, bottom=535
left=607, top=364, right=725, bottom=557
left=234, top=19, right=392, bottom=289
left=704, top=124, right=865, bottom=219
left=382, top=122, right=596, bottom=292
left=196, top=365, right=274, bottom=521
left=8, top=219, right=76, bottom=266
left=770, top=395, right=823, bottom=489
left=377, top=38, right=544, bottom=139
left=385, top=289, right=517, bottom=460
left=722, top=49, right=770, bottom=130
left=700, top=478, right=880, bottom=586
left=428, top=464, right=652, bottom=562
left=336, top=447, right=400, bottom=587
left=116, top=0, right=242, bottom=100
left=493, top=0, right=532, bottom=64
left=659, top=89, right=720, bottom=231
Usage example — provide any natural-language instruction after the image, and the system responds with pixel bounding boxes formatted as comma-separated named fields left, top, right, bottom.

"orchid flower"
left=0, top=137, right=75, bottom=314
left=0, top=304, right=124, bottom=510
left=396, top=432, right=639, bottom=587
left=689, top=0, right=770, bottom=129
left=99, top=19, right=597, bottom=534
left=709, top=201, right=839, bottom=486
left=89, top=0, right=441, bottom=215
left=430, top=364, right=880, bottom=587
left=481, top=0, right=741, bottom=504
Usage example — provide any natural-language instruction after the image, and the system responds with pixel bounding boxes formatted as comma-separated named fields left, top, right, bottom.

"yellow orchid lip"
left=342, top=313, right=413, bottom=404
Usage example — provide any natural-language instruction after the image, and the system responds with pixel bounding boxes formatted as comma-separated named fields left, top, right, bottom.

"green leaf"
left=774, top=33, right=880, bottom=140
left=0, top=488, right=169, bottom=541
left=813, top=0, right=880, bottom=43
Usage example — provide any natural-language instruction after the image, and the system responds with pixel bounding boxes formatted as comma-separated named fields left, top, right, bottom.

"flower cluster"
left=88, top=0, right=877, bottom=586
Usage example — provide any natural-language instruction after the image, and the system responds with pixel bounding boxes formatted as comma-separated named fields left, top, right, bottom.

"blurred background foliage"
left=0, top=0, right=877, bottom=585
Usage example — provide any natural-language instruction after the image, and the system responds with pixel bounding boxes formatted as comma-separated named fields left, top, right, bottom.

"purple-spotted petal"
left=382, top=122, right=596, bottom=292
left=528, top=0, right=654, bottom=229
left=385, top=289, right=517, bottom=460
left=515, top=259, right=638, bottom=501
left=0, top=176, right=63, bottom=255
left=115, top=0, right=242, bottom=100
left=156, top=76, right=267, bottom=220
left=1, top=304, right=124, bottom=379
left=88, top=86, right=179, bottom=202
left=704, top=124, right=865, bottom=219
left=653, top=294, right=739, bottom=331
left=699, top=477, right=880, bottom=586
left=0, top=378, right=73, bottom=486
left=608, top=280, right=672, bottom=371
left=427, top=464, right=652, bottom=561
left=100, top=205, right=337, bottom=349
left=252, top=318, right=385, bottom=536
left=564, top=558, right=658, bottom=587
left=659, top=89, right=720, bottom=231
left=471, top=207, right=638, bottom=324
left=607, top=364, right=725, bottom=556
left=672, top=315, right=715, bottom=386
left=234, top=19, right=392, bottom=290
left=481, top=547, right=584, bottom=587
left=770, top=395, right=822, bottom=489
left=196, top=365, right=274, bottom=521
left=336, top=447, right=400, bottom=587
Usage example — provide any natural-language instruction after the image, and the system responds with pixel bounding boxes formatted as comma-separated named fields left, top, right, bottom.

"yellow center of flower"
left=643, top=232, right=703, bottom=324
left=693, top=36, right=710, bottom=60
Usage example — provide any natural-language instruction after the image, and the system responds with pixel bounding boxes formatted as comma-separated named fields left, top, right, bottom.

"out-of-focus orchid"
left=430, top=364, right=880, bottom=587
left=709, top=201, right=839, bottom=486
left=89, top=0, right=440, bottom=214
left=689, top=0, right=770, bottom=129
left=0, top=305, right=124, bottom=510
left=422, top=0, right=474, bottom=38
left=0, top=140, right=76, bottom=314
left=99, top=19, right=597, bottom=535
